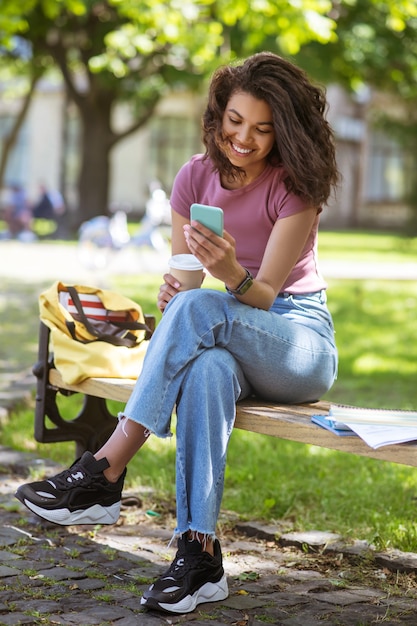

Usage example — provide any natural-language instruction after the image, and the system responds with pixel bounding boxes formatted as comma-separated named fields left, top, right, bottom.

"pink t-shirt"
left=170, top=154, right=327, bottom=294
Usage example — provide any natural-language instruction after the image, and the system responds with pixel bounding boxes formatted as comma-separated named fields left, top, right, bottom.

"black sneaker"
left=15, top=451, right=125, bottom=526
left=141, top=535, right=228, bottom=614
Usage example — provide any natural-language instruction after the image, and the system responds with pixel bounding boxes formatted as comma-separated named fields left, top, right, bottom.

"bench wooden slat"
left=235, top=400, right=417, bottom=465
left=49, top=369, right=135, bottom=403
left=47, top=368, right=417, bottom=467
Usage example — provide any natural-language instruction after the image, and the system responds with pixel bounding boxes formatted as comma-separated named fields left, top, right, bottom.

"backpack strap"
left=65, top=286, right=152, bottom=347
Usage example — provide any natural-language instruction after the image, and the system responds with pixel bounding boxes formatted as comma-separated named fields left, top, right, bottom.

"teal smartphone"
left=190, top=203, right=224, bottom=237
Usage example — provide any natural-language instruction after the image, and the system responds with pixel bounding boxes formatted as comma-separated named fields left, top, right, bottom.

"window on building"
left=148, top=116, right=202, bottom=192
left=364, top=131, right=409, bottom=203
left=61, top=103, right=81, bottom=210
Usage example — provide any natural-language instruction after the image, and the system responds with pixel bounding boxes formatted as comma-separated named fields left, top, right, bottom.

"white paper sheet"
left=343, top=422, right=417, bottom=449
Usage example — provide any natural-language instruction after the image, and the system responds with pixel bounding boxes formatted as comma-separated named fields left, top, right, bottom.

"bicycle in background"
left=78, top=185, right=171, bottom=270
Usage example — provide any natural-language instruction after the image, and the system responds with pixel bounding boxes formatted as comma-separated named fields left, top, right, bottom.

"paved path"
left=0, top=240, right=171, bottom=282
left=1, top=240, right=417, bottom=624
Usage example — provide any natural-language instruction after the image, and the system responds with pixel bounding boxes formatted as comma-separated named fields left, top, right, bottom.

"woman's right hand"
left=157, top=273, right=181, bottom=312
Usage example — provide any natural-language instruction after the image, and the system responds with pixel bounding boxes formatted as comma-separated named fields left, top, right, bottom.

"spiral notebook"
left=327, top=404, right=417, bottom=427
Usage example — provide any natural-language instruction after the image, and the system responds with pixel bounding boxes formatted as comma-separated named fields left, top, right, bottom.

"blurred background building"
left=0, top=74, right=411, bottom=230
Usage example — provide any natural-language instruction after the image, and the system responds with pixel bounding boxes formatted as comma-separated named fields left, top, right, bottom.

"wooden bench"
left=32, top=321, right=417, bottom=467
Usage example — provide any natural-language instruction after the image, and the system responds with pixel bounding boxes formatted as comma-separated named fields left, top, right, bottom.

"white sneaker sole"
left=141, top=573, right=229, bottom=614
left=22, top=499, right=120, bottom=525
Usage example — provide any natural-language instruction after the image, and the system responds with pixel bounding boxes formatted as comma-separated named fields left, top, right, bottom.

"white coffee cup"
left=169, top=254, right=204, bottom=291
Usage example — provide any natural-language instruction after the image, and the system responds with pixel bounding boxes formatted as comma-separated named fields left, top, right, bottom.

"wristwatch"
left=226, top=268, right=254, bottom=296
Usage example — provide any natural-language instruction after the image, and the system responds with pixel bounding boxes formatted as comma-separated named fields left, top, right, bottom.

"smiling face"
left=221, top=91, right=275, bottom=183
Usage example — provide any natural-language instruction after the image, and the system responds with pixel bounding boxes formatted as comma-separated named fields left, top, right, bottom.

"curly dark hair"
left=202, top=51, right=339, bottom=207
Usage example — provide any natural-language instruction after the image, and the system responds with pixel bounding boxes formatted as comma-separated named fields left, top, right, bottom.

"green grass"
left=325, top=279, right=417, bottom=408
left=319, top=229, right=417, bottom=262
left=1, top=231, right=417, bottom=552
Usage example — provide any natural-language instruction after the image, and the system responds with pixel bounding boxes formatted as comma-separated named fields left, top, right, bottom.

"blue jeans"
left=122, top=288, right=337, bottom=537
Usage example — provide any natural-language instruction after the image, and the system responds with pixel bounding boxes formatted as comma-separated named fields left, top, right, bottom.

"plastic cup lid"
left=169, top=254, right=204, bottom=271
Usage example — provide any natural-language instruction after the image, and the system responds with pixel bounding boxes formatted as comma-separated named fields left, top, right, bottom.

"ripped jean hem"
left=169, top=529, right=218, bottom=549
left=117, top=412, right=172, bottom=439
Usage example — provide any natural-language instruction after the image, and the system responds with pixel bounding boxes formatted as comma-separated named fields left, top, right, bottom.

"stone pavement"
left=1, top=241, right=417, bottom=624
left=2, top=446, right=417, bottom=625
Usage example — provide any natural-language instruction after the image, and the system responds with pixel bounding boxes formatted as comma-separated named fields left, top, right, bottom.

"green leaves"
left=0, top=0, right=339, bottom=77
left=2, top=0, right=416, bottom=91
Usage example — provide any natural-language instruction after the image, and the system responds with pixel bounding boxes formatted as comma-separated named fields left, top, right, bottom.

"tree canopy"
left=295, top=0, right=417, bottom=97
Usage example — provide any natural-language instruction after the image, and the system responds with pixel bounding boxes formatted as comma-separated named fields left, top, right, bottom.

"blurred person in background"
left=32, top=183, right=67, bottom=238
left=3, top=183, right=35, bottom=241
left=32, top=183, right=65, bottom=220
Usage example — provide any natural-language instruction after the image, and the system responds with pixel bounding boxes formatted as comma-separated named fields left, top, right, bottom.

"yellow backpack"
left=39, top=281, right=152, bottom=384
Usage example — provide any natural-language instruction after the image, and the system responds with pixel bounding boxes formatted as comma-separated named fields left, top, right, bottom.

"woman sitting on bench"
left=16, top=51, right=339, bottom=615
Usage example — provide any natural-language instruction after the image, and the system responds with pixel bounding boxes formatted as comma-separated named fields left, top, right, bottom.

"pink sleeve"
left=270, top=176, right=315, bottom=220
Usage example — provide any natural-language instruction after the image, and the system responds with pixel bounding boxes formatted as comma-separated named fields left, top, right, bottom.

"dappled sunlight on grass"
left=353, top=353, right=417, bottom=375
left=224, top=429, right=417, bottom=550
left=325, top=279, right=417, bottom=409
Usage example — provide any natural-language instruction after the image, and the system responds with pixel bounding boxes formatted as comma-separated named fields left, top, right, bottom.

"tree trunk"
left=76, top=104, right=113, bottom=225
